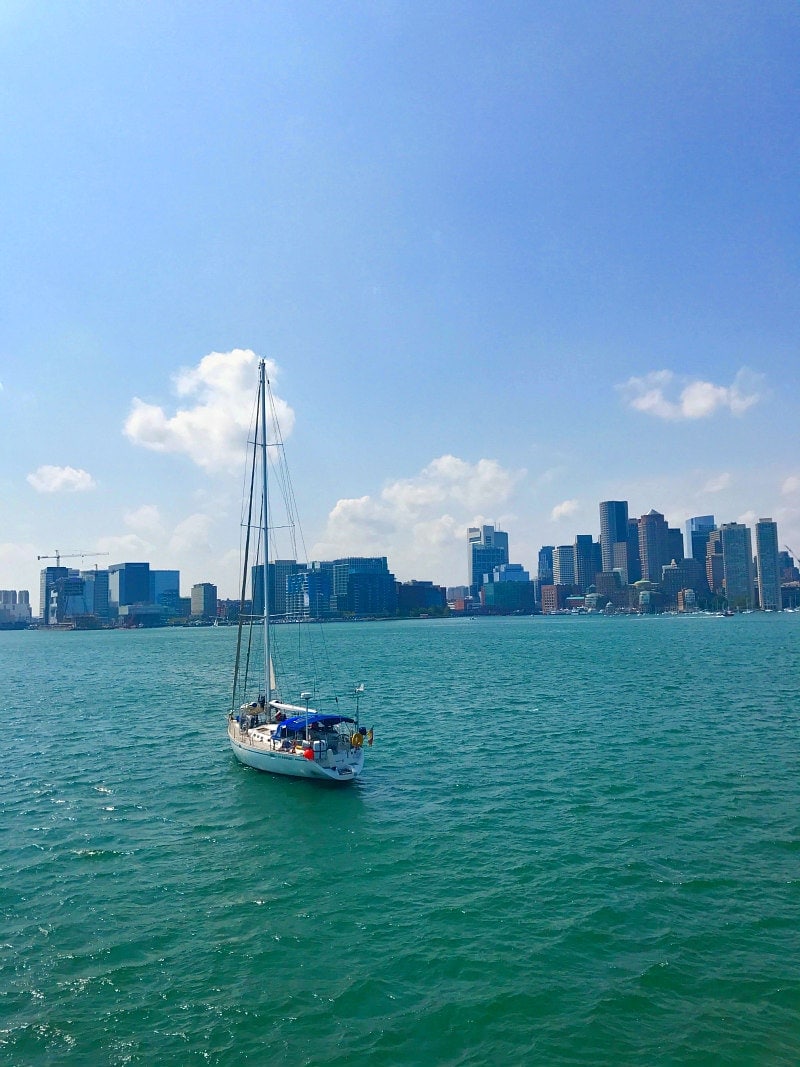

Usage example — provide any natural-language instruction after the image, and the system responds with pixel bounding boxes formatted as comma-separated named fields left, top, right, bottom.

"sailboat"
left=227, top=359, right=369, bottom=782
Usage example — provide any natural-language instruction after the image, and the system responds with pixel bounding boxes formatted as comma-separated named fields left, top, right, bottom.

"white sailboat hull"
left=227, top=360, right=372, bottom=784
left=228, top=721, right=364, bottom=783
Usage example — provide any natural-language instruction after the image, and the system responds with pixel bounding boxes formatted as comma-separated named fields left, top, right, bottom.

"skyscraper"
left=599, top=501, right=629, bottom=574
left=685, top=515, right=716, bottom=563
left=552, top=545, right=576, bottom=586
left=706, top=530, right=725, bottom=594
left=573, top=535, right=597, bottom=592
left=719, top=522, right=754, bottom=609
left=626, top=518, right=642, bottom=583
left=638, top=510, right=670, bottom=582
left=755, top=518, right=782, bottom=610
left=467, top=525, right=509, bottom=595
left=537, top=546, right=554, bottom=584
left=191, top=582, right=218, bottom=618
left=108, top=562, right=150, bottom=610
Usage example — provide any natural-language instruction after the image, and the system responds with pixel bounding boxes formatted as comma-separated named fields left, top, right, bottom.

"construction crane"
left=37, top=550, right=109, bottom=568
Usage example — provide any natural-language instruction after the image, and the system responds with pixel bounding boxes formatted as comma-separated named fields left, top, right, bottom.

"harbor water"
left=1, top=614, right=799, bottom=1065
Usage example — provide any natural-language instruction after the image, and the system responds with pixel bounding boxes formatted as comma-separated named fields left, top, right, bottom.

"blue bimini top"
left=273, top=713, right=355, bottom=738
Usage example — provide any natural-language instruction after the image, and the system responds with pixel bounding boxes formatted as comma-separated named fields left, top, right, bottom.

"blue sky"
left=2, top=1, right=798, bottom=604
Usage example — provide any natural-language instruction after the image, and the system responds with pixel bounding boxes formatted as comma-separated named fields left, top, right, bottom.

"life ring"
left=350, top=732, right=363, bottom=748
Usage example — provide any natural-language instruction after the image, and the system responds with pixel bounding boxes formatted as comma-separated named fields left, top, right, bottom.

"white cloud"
left=702, top=472, right=731, bottom=494
left=0, top=541, right=35, bottom=571
left=123, top=349, right=294, bottom=473
left=312, top=455, right=524, bottom=584
left=618, top=368, right=764, bottom=421
left=95, top=533, right=154, bottom=559
left=124, top=504, right=164, bottom=536
left=27, top=465, right=97, bottom=493
left=550, top=499, right=579, bottom=522
left=782, top=476, right=800, bottom=496
left=169, top=513, right=213, bottom=554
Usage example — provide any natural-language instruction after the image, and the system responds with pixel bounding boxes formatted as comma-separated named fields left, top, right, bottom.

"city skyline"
left=2, top=6, right=799, bottom=600
left=12, top=504, right=796, bottom=619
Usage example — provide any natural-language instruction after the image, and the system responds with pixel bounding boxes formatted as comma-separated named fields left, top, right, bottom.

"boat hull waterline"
left=227, top=719, right=365, bottom=782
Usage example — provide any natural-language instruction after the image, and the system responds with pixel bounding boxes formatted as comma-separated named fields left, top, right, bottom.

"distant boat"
left=226, top=359, right=370, bottom=782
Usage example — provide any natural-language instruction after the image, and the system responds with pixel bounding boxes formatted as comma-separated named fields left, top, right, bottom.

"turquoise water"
left=2, top=615, right=799, bottom=1065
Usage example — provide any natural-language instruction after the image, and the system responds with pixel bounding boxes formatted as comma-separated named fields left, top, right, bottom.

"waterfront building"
left=332, top=557, right=398, bottom=616
left=685, top=515, right=716, bottom=563
left=191, top=582, right=218, bottom=619
left=287, top=567, right=333, bottom=618
left=626, top=517, right=642, bottom=583
left=638, top=510, right=670, bottom=582
left=552, top=545, right=576, bottom=586
left=660, top=558, right=707, bottom=605
left=706, top=531, right=725, bottom=595
left=594, top=570, right=634, bottom=611
left=272, top=560, right=302, bottom=618
left=39, top=566, right=68, bottom=622
left=251, top=560, right=303, bottom=618
left=0, top=590, right=32, bottom=626
left=755, top=518, right=782, bottom=610
left=719, top=523, right=754, bottom=609
left=397, top=580, right=447, bottom=616
left=109, top=563, right=150, bottom=613
left=667, top=526, right=684, bottom=563
left=537, top=546, right=554, bottom=584
left=482, top=563, right=535, bottom=611
left=573, top=535, right=598, bottom=593
left=677, top=588, right=698, bottom=613
left=150, top=569, right=180, bottom=610
left=80, top=568, right=110, bottom=619
left=599, top=501, right=629, bottom=573
left=467, top=526, right=509, bottom=596
left=540, top=584, right=575, bottom=614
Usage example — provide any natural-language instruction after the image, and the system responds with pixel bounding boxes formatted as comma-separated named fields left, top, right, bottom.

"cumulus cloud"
left=550, top=499, right=579, bottom=522
left=96, top=533, right=154, bottom=558
left=27, top=465, right=97, bottom=493
left=617, top=368, right=763, bottom=421
left=169, top=513, right=213, bottom=554
left=124, top=504, right=164, bottom=536
left=782, top=476, right=800, bottom=496
left=123, top=349, right=294, bottom=472
left=313, top=455, right=524, bottom=584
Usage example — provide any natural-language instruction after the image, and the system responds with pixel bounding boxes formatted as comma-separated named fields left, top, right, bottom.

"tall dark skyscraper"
left=537, top=546, right=554, bottom=584
left=638, top=510, right=670, bottom=582
left=719, top=522, right=754, bottom=609
left=755, top=518, right=781, bottom=610
left=599, top=501, right=629, bottom=573
left=574, top=534, right=597, bottom=592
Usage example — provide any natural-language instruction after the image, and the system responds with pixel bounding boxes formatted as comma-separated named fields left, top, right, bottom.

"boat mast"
left=259, top=359, right=271, bottom=707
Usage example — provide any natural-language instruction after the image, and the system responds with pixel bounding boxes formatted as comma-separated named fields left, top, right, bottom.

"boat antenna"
left=259, top=360, right=271, bottom=709
left=354, top=683, right=365, bottom=727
